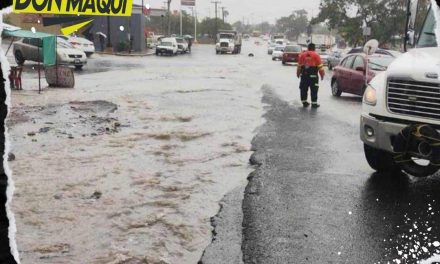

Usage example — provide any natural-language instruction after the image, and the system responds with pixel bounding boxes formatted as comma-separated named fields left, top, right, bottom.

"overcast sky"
left=146, top=0, right=321, bottom=24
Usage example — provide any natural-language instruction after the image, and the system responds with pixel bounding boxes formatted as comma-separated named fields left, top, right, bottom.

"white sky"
left=145, top=0, right=321, bottom=24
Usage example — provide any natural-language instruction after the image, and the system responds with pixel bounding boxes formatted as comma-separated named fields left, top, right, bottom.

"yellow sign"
left=13, top=0, right=133, bottom=16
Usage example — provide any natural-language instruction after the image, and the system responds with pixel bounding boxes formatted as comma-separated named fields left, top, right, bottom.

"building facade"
left=90, top=5, right=146, bottom=53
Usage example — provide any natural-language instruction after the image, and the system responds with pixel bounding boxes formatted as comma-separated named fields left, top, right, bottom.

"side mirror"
left=364, top=39, right=379, bottom=55
left=407, top=30, right=415, bottom=46
left=356, top=66, right=365, bottom=72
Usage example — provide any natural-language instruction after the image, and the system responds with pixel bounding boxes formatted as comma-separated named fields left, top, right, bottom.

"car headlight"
left=363, top=85, right=377, bottom=106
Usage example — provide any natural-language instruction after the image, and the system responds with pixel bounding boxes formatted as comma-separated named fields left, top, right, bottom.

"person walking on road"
left=187, top=38, right=192, bottom=53
left=296, top=43, right=325, bottom=108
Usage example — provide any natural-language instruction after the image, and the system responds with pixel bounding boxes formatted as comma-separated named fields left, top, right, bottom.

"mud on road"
left=7, top=44, right=263, bottom=264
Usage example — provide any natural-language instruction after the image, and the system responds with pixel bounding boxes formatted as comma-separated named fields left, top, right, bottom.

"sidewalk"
left=95, top=49, right=155, bottom=57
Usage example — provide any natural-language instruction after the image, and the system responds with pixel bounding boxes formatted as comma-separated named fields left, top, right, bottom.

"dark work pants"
left=299, top=75, right=319, bottom=103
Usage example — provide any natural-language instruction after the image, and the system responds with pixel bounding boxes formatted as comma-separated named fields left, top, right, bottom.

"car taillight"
left=70, top=42, right=80, bottom=45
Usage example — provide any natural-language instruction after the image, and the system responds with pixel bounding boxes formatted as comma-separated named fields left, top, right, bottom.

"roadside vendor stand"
left=2, top=26, right=74, bottom=92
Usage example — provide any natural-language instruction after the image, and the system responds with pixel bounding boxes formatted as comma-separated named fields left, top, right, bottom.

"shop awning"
left=2, top=28, right=57, bottom=66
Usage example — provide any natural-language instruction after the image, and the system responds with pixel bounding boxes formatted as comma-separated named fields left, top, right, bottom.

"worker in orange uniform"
left=296, top=43, right=325, bottom=108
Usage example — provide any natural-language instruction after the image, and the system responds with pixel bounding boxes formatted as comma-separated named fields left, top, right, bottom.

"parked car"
left=347, top=47, right=402, bottom=57
left=272, top=45, right=285, bottom=61
left=281, top=45, right=302, bottom=65
left=327, top=50, right=345, bottom=70
left=319, top=51, right=329, bottom=66
left=14, top=36, right=87, bottom=70
left=175, top=37, right=188, bottom=53
left=267, top=43, right=276, bottom=55
left=155, top=37, right=178, bottom=56
left=331, top=53, right=395, bottom=97
left=58, top=35, right=95, bottom=57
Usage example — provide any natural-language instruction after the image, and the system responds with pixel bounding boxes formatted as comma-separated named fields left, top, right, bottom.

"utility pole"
left=167, top=0, right=172, bottom=36
left=211, top=1, right=221, bottom=40
left=221, top=7, right=226, bottom=23
left=191, top=7, right=197, bottom=42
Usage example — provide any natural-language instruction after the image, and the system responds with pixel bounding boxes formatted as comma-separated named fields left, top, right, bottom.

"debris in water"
left=89, top=191, right=102, bottom=200
left=8, top=153, right=15, bottom=161
left=39, top=127, right=51, bottom=133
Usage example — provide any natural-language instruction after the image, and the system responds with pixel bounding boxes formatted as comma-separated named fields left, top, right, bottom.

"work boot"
left=311, top=102, right=320, bottom=108
left=302, top=102, right=310, bottom=108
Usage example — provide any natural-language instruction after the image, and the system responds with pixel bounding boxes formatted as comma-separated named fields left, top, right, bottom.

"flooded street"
left=6, top=43, right=265, bottom=263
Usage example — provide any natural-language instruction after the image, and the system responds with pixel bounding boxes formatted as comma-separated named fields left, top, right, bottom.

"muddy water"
left=8, top=44, right=265, bottom=263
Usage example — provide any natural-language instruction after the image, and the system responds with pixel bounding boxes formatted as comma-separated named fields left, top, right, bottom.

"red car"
left=331, top=53, right=395, bottom=96
left=282, top=45, right=302, bottom=65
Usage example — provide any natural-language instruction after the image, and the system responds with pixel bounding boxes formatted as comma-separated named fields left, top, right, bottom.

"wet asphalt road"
left=238, top=51, right=440, bottom=263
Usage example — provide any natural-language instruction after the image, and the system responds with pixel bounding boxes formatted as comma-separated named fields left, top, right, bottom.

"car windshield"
left=160, top=42, right=172, bottom=46
left=284, top=46, right=301, bottom=52
left=219, top=33, right=234, bottom=39
left=368, top=56, right=394, bottom=70
left=274, top=46, right=284, bottom=51
left=418, top=7, right=437, bottom=47
left=57, top=38, right=74, bottom=49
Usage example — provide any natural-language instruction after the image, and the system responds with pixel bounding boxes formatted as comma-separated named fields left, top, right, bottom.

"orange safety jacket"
left=297, top=51, right=325, bottom=79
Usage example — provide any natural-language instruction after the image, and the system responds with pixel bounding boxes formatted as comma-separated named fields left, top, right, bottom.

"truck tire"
left=14, top=51, right=25, bottom=66
left=364, top=144, right=399, bottom=174
left=399, top=161, right=439, bottom=178
left=328, top=61, right=333, bottom=70
left=331, top=80, right=342, bottom=97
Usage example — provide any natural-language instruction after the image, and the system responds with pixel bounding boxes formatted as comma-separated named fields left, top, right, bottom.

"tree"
left=314, top=0, right=409, bottom=47
left=198, top=18, right=232, bottom=38
left=147, top=11, right=196, bottom=36
left=275, top=10, right=309, bottom=40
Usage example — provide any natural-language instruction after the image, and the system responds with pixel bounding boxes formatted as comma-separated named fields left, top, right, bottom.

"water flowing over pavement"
left=7, top=38, right=440, bottom=263
left=6, top=43, right=265, bottom=263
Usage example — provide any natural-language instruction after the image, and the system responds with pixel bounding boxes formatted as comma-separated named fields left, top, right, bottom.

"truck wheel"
left=14, top=51, right=25, bottom=65
left=75, top=65, right=83, bottom=70
left=364, top=144, right=399, bottom=174
left=328, top=62, right=333, bottom=70
left=399, top=160, right=439, bottom=178
left=331, top=80, right=342, bottom=97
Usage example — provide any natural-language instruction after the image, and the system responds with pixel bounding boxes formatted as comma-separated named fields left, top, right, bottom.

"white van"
left=155, top=37, right=178, bottom=56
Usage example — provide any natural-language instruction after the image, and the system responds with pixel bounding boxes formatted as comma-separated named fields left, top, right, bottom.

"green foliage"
left=275, top=10, right=309, bottom=40
left=146, top=11, right=197, bottom=36
left=314, top=0, right=410, bottom=47
left=117, top=41, right=129, bottom=52
left=198, top=18, right=232, bottom=38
